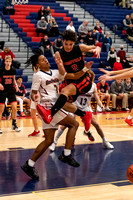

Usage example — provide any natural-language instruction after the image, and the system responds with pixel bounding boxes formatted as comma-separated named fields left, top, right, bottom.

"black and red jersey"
left=97, top=82, right=109, bottom=93
left=0, top=67, right=16, bottom=92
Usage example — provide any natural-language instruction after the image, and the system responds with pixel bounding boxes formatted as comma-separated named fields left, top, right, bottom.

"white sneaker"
left=103, top=141, right=114, bottom=149
left=12, top=125, right=21, bottom=132
left=96, top=105, right=102, bottom=112
left=49, top=142, right=56, bottom=151
left=105, top=106, right=111, bottom=112
left=0, top=129, right=2, bottom=134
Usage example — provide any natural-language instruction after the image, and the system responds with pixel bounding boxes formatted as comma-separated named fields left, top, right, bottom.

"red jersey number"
left=71, top=64, right=78, bottom=71
left=5, top=78, right=12, bottom=85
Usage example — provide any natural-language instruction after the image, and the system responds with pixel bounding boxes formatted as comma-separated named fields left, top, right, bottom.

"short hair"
left=16, top=76, right=23, bottom=81
left=62, top=30, right=77, bottom=42
left=5, top=55, right=12, bottom=60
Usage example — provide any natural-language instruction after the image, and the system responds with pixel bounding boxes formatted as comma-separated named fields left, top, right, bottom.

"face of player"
left=4, top=58, right=12, bottom=69
left=63, top=40, right=75, bottom=52
left=38, top=55, right=50, bottom=71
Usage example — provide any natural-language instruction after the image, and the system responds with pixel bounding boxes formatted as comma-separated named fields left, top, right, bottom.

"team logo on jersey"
left=46, top=78, right=59, bottom=85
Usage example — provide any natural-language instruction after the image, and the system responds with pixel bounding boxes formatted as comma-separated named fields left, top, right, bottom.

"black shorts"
left=0, top=92, right=16, bottom=104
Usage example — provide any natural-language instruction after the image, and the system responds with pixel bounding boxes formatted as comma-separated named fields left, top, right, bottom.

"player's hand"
left=99, top=68, right=111, bottom=75
left=55, top=52, right=63, bottom=66
left=15, top=85, right=19, bottom=92
left=93, top=46, right=101, bottom=58
left=0, top=84, right=4, bottom=91
left=98, top=74, right=112, bottom=82
left=86, top=61, right=94, bottom=69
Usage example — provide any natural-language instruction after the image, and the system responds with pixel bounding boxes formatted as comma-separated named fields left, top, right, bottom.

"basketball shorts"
left=42, top=109, right=68, bottom=130
left=0, top=92, right=16, bottom=104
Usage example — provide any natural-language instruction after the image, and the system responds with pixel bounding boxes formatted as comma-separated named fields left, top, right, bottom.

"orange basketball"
left=127, top=164, right=133, bottom=183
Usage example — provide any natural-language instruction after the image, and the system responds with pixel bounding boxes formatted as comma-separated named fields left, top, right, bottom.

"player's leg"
left=16, top=96, right=25, bottom=117
left=0, top=104, right=5, bottom=133
left=125, top=108, right=133, bottom=126
left=11, top=101, right=21, bottom=132
left=23, top=97, right=31, bottom=115
left=21, top=128, right=56, bottom=180
left=91, top=115, right=114, bottom=149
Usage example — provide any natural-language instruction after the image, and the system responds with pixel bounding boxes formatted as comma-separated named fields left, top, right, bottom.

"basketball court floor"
left=0, top=111, right=133, bottom=200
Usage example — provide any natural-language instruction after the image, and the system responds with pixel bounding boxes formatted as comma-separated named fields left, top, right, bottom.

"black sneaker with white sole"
left=58, top=151, right=80, bottom=167
left=83, top=131, right=95, bottom=142
left=0, top=129, right=2, bottom=134
left=12, top=123, right=21, bottom=132
left=21, top=161, right=39, bottom=180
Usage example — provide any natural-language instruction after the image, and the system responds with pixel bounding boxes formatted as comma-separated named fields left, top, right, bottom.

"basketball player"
left=36, top=30, right=101, bottom=130
left=49, top=71, right=114, bottom=151
left=21, top=50, right=84, bottom=180
left=0, top=56, right=21, bottom=133
left=99, top=67, right=133, bottom=126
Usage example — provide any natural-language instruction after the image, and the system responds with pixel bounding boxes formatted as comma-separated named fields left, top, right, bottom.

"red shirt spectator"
left=1, top=47, right=15, bottom=60
left=117, top=45, right=126, bottom=60
left=113, top=57, right=123, bottom=71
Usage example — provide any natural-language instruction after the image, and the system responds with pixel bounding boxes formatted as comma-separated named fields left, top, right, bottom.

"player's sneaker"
left=21, top=160, right=39, bottom=180
left=125, top=118, right=133, bottom=126
left=81, top=111, right=92, bottom=132
left=103, top=141, right=114, bottom=149
left=58, top=151, right=80, bottom=167
left=49, top=142, right=57, bottom=151
left=12, top=123, right=21, bottom=132
left=83, top=130, right=95, bottom=142
left=0, top=129, right=2, bottom=134
left=28, top=130, right=40, bottom=137
left=36, top=104, right=53, bottom=124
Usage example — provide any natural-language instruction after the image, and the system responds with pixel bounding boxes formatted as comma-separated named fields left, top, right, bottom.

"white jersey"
left=73, top=83, right=96, bottom=112
left=31, top=69, right=64, bottom=109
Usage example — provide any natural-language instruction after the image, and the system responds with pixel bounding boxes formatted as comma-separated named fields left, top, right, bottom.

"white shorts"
left=42, top=109, right=68, bottom=130
left=30, top=100, right=37, bottom=110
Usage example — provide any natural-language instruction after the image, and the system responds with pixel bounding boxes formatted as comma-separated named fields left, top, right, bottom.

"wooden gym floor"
left=0, top=111, right=133, bottom=200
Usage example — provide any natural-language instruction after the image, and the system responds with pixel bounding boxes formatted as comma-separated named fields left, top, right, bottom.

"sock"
left=35, top=130, right=39, bottom=132
left=55, top=128, right=64, bottom=143
left=128, top=115, right=132, bottom=119
left=102, top=137, right=107, bottom=142
left=74, top=108, right=86, bottom=117
left=64, top=149, right=71, bottom=156
left=28, top=159, right=35, bottom=167
left=51, top=94, right=67, bottom=117
left=12, top=119, right=16, bottom=125
left=84, top=130, right=89, bottom=134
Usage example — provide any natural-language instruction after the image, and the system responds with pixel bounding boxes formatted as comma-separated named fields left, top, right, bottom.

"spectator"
left=47, top=11, right=52, bottom=23
left=49, top=18, right=59, bottom=37
left=84, top=30, right=95, bottom=46
left=45, top=6, right=51, bottom=18
left=15, top=76, right=31, bottom=117
left=37, top=6, right=46, bottom=20
left=53, top=36, right=63, bottom=52
left=97, top=80, right=111, bottom=112
left=66, top=21, right=75, bottom=32
left=123, top=78, right=133, bottom=107
left=1, top=47, right=20, bottom=69
left=119, top=0, right=131, bottom=9
left=110, top=79, right=129, bottom=111
left=113, top=57, right=123, bottom=71
left=126, top=54, right=133, bottom=68
left=117, top=45, right=128, bottom=68
left=107, top=46, right=117, bottom=67
left=77, top=33, right=85, bottom=44
left=36, top=16, right=48, bottom=37
left=93, top=20, right=104, bottom=42
left=123, top=15, right=132, bottom=30
left=39, top=35, right=54, bottom=57
left=3, top=0, right=15, bottom=15
left=103, top=32, right=112, bottom=52
left=78, top=20, right=89, bottom=36
left=127, top=26, right=133, bottom=41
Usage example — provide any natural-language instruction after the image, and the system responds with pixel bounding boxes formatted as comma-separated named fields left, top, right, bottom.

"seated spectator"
left=36, top=17, right=48, bottom=37
left=15, top=76, right=30, bottom=117
left=78, top=20, right=89, bottom=36
left=107, top=46, right=117, bottom=67
left=119, top=0, right=131, bottom=9
left=39, top=35, right=54, bottom=57
left=97, top=80, right=111, bottom=112
left=127, top=26, right=133, bottom=41
left=113, top=57, right=123, bottom=71
left=66, top=21, right=75, bottom=32
left=3, top=0, right=15, bottom=15
left=103, top=32, right=112, bottom=52
left=126, top=54, right=133, bottom=68
left=93, top=20, right=104, bottom=42
left=1, top=47, right=20, bottom=69
left=110, top=79, right=129, bottom=111
left=37, top=6, right=46, bottom=20
left=123, top=78, right=133, bottom=107
left=47, top=11, right=53, bottom=23
left=117, top=45, right=128, bottom=68
left=77, top=33, right=86, bottom=44
left=45, top=6, right=51, bottom=18
left=84, top=30, right=95, bottom=46
left=49, top=18, right=59, bottom=37
left=123, top=15, right=132, bottom=30
left=53, top=36, right=63, bottom=52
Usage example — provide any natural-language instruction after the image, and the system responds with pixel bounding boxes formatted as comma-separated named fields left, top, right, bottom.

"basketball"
left=127, top=165, right=133, bottom=183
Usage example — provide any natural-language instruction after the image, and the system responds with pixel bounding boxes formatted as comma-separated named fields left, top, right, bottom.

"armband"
left=82, top=67, right=89, bottom=73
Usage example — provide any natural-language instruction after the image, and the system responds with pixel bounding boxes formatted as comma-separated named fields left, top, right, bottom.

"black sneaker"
left=83, top=131, right=95, bottom=142
left=21, top=161, right=39, bottom=180
left=58, top=151, right=80, bottom=167
left=12, top=123, right=21, bottom=132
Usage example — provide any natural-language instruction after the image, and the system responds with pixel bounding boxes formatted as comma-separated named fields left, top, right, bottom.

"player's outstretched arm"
left=79, top=44, right=101, bottom=58
left=99, top=67, right=133, bottom=76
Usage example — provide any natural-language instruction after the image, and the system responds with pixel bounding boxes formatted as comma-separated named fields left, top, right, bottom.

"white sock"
left=102, top=137, right=107, bottom=142
left=28, top=159, right=35, bottom=167
left=35, top=130, right=39, bottom=132
left=128, top=115, right=132, bottom=119
left=54, top=128, right=64, bottom=143
left=64, top=149, right=71, bottom=156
